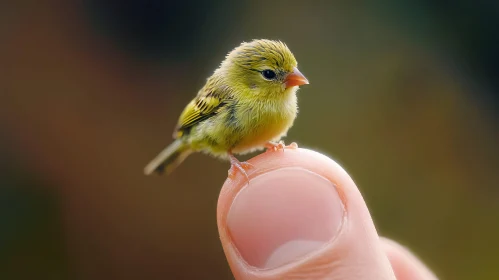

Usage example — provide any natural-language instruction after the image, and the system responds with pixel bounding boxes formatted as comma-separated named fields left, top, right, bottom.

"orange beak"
left=284, top=67, right=309, bottom=88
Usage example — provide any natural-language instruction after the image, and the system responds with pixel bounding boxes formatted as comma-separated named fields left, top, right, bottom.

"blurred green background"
left=1, top=0, right=498, bottom=279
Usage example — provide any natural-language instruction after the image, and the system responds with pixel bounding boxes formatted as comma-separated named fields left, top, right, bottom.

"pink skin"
left=218, top=148, right=438, bottom=280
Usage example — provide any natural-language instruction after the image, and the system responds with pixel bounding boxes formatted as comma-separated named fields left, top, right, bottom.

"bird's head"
left=222, top=39, right=309, bottom=98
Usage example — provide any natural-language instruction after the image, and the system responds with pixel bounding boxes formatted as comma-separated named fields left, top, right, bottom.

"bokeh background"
left=1, top=0, right=498, bottom=279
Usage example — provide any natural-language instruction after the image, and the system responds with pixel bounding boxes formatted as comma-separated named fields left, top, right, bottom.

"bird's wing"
left=173, top=77, right=232, bottom=138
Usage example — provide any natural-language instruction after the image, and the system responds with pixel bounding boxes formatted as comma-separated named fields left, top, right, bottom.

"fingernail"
left=227, top=167, right=344, bottom=269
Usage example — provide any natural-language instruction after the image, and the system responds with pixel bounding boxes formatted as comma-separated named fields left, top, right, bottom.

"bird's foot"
left=265, top=141, right=286, bottom=152
left=265, top=141, right=298, bottom=152
left=228, top=153, right=253, bottom=183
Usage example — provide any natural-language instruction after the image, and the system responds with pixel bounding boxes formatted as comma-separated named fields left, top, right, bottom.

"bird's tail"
left=143, top=139, right=192, bottom=175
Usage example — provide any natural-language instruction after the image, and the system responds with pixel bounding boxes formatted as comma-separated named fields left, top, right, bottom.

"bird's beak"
left=285, top=67, right=309, bottom=89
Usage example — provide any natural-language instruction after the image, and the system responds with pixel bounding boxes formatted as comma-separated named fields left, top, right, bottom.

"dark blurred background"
left=1, top=0, right=498, bottom=279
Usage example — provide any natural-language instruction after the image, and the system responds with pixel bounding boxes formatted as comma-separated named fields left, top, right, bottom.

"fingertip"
left=218, top=148, right=345, bottom=279
left=217, top=148, right=394, bottom=279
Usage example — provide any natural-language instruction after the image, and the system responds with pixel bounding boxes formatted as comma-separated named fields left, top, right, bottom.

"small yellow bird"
left=144, top=39, right=309, bottom=177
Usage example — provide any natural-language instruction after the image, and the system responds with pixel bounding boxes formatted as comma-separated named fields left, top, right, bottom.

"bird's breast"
left=231, top=92, right=298, bottom=153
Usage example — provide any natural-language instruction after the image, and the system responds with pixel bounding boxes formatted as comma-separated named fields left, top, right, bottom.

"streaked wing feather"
left=174, top=80, right=231, bottom=138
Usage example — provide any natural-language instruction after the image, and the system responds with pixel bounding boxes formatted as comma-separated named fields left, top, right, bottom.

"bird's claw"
left=265, top=141, right=285, bottom=152
left=265, top=141, right=298, bottom=152
left=228, top=157, right=253, bottom=184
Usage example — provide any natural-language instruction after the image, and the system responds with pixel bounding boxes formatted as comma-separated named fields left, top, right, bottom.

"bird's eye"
left=261, top=69, right=276, bottom=80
